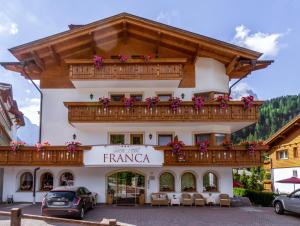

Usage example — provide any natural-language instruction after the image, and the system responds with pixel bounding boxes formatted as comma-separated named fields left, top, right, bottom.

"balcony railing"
left=66, top=58, right=186, bottom=81
left=157, top=145, right=267, bottom=167
left=0, top=146, right=90, bottom=166
left=64, top=101, right=263, bottom=123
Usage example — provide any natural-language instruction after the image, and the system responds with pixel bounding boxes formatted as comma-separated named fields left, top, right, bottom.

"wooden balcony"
left=158, top=145, right=267, bottom=167
left=0, top=146, right=90, bottom=166
left=64, top=101, right=263, bottom=123
left=66, top=58, right=185, bottom=81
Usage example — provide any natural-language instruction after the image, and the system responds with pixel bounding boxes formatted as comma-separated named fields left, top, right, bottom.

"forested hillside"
left=232, top=94, right=300, bottom=143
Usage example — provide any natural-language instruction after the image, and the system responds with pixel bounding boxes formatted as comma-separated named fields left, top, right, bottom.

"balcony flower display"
left=169, top=97, right=182, bottom=112
left=93, top=55, right=103, bottom=69
left=66, top=141, right=82, bottom=153
left=123, top=97, right=134, bottom=110
left=146, top=96, right=159, bottom=109
left=10, top=141, right=26, bottom=152
left=192, top=96, right=204, bottom=110
left=99, top=97, right=111, bottom=108
left=141, top=55, right=152, bottom=62
left=216, top=95, right=231, bottom=109
left=35, top=141, right=50, bottom=152
left=196, top=140, right=209, bottom=153
left=241, top=95, right=254, bottom=110
left=118, top=54, right=129, bottom=63
left=222, top=139, right=233, bottom=150
left=168, top=136, right=185, bottom=162
left=241, top=140, right=264, bottom=155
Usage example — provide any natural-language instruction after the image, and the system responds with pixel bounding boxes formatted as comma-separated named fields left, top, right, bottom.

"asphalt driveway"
left=0, top=203, right=300, bottom=226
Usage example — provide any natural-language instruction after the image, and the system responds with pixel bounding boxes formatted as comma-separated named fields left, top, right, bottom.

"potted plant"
left=10, top=141, right=25, bottom=152
left=35, top=141, right=50, bottom=152
left=169, top=97, right=182, bottom=112
left=241, top=95, right=254, bottom=110
left=146, top=96, right=159, bottom=109
left=168, top=135, right=185, bottom=162
left=93, top=55, right=103, bottom=69
left=196, top=140, right=209, bottom=153
left=215, top=95, right=231, bottom=109
left=192, top=95, right=204, bottom=110
left=99, top=97, right=111, bottom=109
left=66, top=141, right=82, bottom=153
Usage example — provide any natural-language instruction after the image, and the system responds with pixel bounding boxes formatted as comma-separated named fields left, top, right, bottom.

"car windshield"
left=46, top=191, right=76, bottom=201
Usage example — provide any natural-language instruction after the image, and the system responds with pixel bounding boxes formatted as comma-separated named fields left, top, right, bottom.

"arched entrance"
left=107, top=171, right=145, bottom=205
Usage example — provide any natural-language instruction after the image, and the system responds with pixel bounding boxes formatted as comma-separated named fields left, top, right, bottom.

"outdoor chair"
left=151, top=193, right=169, bottom=206
left=181, top=193, right=193, bottom=206
left=193, top=193, right=205, bottom=206
left=219, top=193, right=231, bottom=207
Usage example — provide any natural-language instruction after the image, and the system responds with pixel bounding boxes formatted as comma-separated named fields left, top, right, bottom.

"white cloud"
left=156, top=10, right=180, bottom=25
left=19, top=98, right=40, bottom=126
left=0, top=12, right=18, bottom=35
left=233, top=25, right=288, bottom=58
left=230, top=82, right=258, bottom=100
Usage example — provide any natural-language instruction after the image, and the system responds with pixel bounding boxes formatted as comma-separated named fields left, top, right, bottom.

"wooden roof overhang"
left=0, top=13, right=273, bottom=83
left=265, top=114, right=300, bottom=148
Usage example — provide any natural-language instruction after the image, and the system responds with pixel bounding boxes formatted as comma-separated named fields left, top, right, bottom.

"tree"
left=247, top=168, right=257, bottom=190
left=240, top=169, right=248, bottom=187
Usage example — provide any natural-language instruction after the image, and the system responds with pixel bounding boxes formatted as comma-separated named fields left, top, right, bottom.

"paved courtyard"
left=0, top=203, right=300, bottom=226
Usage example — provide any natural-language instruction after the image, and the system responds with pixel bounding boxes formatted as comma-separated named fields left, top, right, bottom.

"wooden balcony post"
left=10, top=208, right=21, bottom=226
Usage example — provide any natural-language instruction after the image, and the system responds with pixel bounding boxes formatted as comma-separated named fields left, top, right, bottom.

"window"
left=290, top=190, right=300, bottom=199
left=194, top=134, right=210, bottom=144
left=110, top=134, right=125, bottom=144
left=278, top=150, right=288, bottom=160
left=110, top=94, right=125, bottom=102
left=130, top=94, right=143, bottom=102
left=158, top=134, right=173, bottom=146
left=181, top=172, right=196, bottom=192
left=215, top=134, right=226, bottom=145
left=60, top=172, right=74, bottom=186
left=130, top=134, right=143, bottom=145
left=159, top=172, right=175, bottom=192
left=203, top=172, right=218, bottom=192
left=293, top=170, right=298, bottom=177
left=19, top=172, right=33, bottom=191
left=40, top=172, right=53, bottom=191
left=157, top=94, right=172, bottom=101
left=294, top=147, right=298, bottom=158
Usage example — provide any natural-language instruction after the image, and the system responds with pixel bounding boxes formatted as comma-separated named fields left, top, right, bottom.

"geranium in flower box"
left=93, top=55, right=103, bottom=69
left=123, top=97, right=134, bottom=110
left=99, top=97, right=111, bottom=108
left=241, top=95, right=254, bottom=110
left=169, top=97, right=182, bottom=112
left=222, top=139, right=233, bottom=150
left=167, top=136, right=185, bottom=161
left=192, top=96, right=204, bottom=110
left=66, top=141, right=82, bottom=153
left=118, top=54, right=129, bottom=63
left=240, top=141, right=263, bottom=155
left=146, top=96, right=159, bottom=109
left=35, top=141, right=50, bottom=152
left=10, top=141, right=26, bottom=152
left=215, top=95, right=231, bottom=109
left=196, top=140, right=209, bottom=153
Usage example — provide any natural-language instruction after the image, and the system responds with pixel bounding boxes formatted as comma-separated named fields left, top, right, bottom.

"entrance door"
left=107, top=171, right=145, bottom=205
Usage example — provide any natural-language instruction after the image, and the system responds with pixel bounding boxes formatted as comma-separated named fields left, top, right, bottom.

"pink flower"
left=93, top=55, right=103, bottom=69
left=66, top=141, right=82, bottom=153
left=146, top=96, right=159, bottom=109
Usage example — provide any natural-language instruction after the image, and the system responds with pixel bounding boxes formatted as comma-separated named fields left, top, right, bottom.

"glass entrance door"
left=107, top=171, right=145, bottom=205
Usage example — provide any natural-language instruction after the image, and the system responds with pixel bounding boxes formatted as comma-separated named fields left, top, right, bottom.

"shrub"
left=233, top=188, right=275, bottom=206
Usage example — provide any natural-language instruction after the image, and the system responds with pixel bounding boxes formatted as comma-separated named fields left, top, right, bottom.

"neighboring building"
left=0, top=13, right=272, bottom=204
left=0, top=82, right=25, bottom=202
left=265, top=114, right=300, bottom=194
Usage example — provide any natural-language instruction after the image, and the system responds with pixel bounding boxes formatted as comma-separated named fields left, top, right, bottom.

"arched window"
left=203, top=172, right=218, bottom=192
left=19, top=172, right=33, bottom=191
left=181, top=172, right=196, bottom=192
left=59, top=172, right=74, bottom=186
left=159, top=172, right=175, bottom=192
left=40, top=172, right=53, bottom=191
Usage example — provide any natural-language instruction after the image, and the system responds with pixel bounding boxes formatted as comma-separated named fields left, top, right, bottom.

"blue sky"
left=0, top=0, right=299, bottom=126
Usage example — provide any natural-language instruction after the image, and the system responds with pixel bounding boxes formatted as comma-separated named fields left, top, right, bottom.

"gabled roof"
left=265, top=114, right=300, bottom=146
left=1, top=13, right=273, bottom=80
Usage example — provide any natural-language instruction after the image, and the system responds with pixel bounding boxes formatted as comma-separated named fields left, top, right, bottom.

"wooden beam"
left=48, top=45, right=60, bottom=65
left=122, top=21, right=128, bottom=44
left=154, top=31, right=162, bottom=57
left=193, top=44, right=200, bottom=64
left=226, top=56, right=240, bottom=75
left=31, top=50, right=45, bottom=70
left=89, top=32, right=97, bottom=55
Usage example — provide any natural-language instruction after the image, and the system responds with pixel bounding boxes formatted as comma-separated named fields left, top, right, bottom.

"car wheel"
left=78, top=207, right=85, bottom=219
left=274, top=202, right=284, bottom=215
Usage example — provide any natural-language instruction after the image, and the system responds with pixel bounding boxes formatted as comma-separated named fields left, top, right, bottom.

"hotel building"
left=0, top=13, right=272, bottom=204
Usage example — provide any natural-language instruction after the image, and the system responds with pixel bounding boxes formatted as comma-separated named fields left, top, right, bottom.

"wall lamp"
left=181, top=93, right=185, bottom=99
left=72, top=133, right=77, bottom=140
left=90, top=93, right=94, bottom=100
left=149, top=133, right=153, bottom=140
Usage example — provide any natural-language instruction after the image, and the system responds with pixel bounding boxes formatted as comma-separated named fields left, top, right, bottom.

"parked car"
left=273, top=189, right=300, bottom=214
left=41, top=186, right=96, bottom=219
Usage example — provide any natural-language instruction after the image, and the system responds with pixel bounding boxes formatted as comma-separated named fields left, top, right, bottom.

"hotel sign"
left=84, top=145, right=164, bottom=167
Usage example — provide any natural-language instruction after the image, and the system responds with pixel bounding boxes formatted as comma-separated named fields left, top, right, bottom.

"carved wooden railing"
left=0, top=146, right=91, bottom=166
left=65, top=58, right=186, bottom=80
left=156, top=145, right=267, bottom=167
left=64, top=101, right=263, bottom=123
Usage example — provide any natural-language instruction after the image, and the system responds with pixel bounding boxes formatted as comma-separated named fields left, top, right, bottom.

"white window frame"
left=279, top=150, right=288, bottom=160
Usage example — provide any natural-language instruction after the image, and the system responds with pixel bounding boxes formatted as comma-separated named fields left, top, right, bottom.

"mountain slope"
left=232, top=94, right=300, bottom=143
